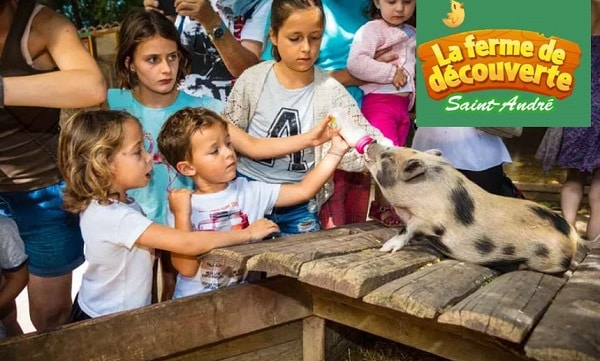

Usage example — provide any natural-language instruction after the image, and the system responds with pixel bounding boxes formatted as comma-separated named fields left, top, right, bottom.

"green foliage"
left=44, top=0, right=141, bottom=29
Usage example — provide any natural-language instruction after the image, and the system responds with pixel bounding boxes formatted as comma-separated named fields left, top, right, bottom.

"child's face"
left=187, top=124, right=237, bottom=191
left=270, top=7, right=324, bottom=73
left=110, top=119, right=153, bottom=200
left=129, top=35, right=180, bottom=95
left=375, top=0, right=415, bottom=26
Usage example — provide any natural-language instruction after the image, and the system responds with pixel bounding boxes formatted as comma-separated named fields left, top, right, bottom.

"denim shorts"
left=0, top=181, right=84, bottom=277
left=236, top=172, right=320, bottom=237
left=268, top=201, right=321, bottom=237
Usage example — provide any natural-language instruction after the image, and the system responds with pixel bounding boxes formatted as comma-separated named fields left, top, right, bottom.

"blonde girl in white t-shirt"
left=57, top=109, right=279, bottom=321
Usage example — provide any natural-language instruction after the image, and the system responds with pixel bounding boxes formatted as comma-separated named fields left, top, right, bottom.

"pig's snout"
left=365, top=142, right=386, bottom=163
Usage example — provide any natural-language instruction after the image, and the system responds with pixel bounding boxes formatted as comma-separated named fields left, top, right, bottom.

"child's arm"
left=0, top=217, right=29, bottom=317
left=331, top=46, right=399, bottom=87
left=228, top=116, right=333, bottom=160
left=274, top=135, right=350, bottom=207
left=0, top=266, right=28, bottom=318
left=347, top=23, right=398, bottom=85
left=137, top=219, right=279, bottom=256
left=136, top=190, right=280, bottom=256
left=167, top=189, right=202, bottom=277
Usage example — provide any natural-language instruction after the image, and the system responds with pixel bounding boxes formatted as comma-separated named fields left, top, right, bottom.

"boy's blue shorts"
left=236, top=172, right=320, bottom=237
left=267, top=201, right=320, bottom=237
left=0, top=181, right=84, bottom=277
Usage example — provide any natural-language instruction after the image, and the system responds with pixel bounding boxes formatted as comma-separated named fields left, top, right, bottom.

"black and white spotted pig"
left=364, top=143, right=585, bottom=274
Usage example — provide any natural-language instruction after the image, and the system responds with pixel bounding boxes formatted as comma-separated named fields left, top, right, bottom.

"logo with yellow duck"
left=442, top=0, right=465, bottom=28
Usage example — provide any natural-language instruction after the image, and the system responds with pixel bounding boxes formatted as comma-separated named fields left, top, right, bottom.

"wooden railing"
left=1, top=222, right=598, bottom=361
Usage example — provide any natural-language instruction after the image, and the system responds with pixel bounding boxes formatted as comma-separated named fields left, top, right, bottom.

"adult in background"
left=412, top=127, right=512, bottom=196
left=0, top=0, right=106, bottom=330
left=556, top=0, right=600, bottom=241
left=144, top=0, right=272, bottom=102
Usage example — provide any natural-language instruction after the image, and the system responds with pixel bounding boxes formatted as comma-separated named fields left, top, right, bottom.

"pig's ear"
left=424, top=149, right=443, bottom=157
left=401, top=158, right=426, bottom=181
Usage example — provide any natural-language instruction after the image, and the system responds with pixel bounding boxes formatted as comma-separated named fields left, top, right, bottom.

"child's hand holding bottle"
left=307, top=115, right=337, bottom=147
left=329, top=133, right=351, bottom=158
left=328, top=107, right=374, bottom=154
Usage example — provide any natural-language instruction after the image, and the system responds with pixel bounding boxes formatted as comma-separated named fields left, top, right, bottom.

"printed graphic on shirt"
left=199, top=256, right=244, bottom=290
left=256, top=107, right=309, bottom=173
left=143, top=131, right=179, bottom=192
left=216, top=0, right=263, bottom=18
left=194, top=208, right=250, bottom=231
left=179, top=16, right=247, bottom=101
left=192, top=201, right=250, bottom=289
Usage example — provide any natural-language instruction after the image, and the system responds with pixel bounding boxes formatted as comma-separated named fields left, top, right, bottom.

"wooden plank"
left=575, top=241, right=591, bottom=263
left=172, top=320, right=360, bottom=361
left=169, top=321, right=302, bottom=361
left=298, top=246, right=439, bottom=298
left=206, top=227, right=356, bottom=270
left=563, top=240, right=592, bottom=278
left=206, top=222, right=393, bottom=270
left=309, top=286, right=528, bottom=361
left=525, top=250, right=600, bottom=361
left=217, top=340, right=302, bottom=361
left=245, top=228, right=398, bottom=277
left=437, top=271, right=566, bottom=343
left=364, top=260, right=498, bottom=319
left=342, top=221, right=393, bottom=233
left=0, top=277, right=311, bottom=361
left=303, top=316, right=326, bottom=361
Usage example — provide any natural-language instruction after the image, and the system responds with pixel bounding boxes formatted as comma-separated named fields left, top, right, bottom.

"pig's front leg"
left=380, top=227, right=409, bottom=253
left=380, top=217, right=435, bottom=253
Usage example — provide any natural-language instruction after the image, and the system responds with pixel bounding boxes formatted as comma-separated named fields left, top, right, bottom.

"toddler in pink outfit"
left=347, top=0, right=416, bottom=227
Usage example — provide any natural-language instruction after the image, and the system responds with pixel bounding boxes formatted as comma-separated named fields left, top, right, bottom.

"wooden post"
left=303, top=316, right=326, bottom=361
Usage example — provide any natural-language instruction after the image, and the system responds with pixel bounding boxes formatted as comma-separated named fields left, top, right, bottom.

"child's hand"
left=168, top=188, right=192, bottom=218
left=308, top=116, right=336, bottom=146
left=175, top=0, right=213, bottom=23
left=330, top=134, right=350, bottom=156
left=329, top=109, right=368, bottom=148
left=393, top=67, right=408, bottom=89
left=246, top=218, right=280, bottom=242
left=143, top=0, right=160, bottom=11
left=375, top=46, right=399, bottom=63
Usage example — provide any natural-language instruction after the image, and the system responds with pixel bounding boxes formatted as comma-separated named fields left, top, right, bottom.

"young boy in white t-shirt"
left=157, top=107, right=349, bottom=298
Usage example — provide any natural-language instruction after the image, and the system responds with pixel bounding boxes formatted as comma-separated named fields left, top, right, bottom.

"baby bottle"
left=328, top=107, right=374, bottom=154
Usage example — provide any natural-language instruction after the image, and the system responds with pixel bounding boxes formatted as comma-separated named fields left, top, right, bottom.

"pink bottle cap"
left=355, top=136, right=374, bottom=154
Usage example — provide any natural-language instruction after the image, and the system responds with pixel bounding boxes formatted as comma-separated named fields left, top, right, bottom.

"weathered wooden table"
left=204, top=222, right=600, bottom=361
left=1, top=222, right=598, bottom=361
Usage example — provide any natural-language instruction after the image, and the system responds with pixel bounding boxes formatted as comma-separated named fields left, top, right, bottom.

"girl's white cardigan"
left=224, top=61, right=386, bottom=208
